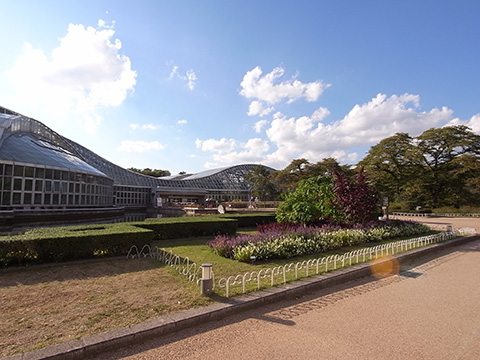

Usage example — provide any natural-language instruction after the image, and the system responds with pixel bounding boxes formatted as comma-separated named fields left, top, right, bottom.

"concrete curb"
left=4, top=234, right=478, bottom=360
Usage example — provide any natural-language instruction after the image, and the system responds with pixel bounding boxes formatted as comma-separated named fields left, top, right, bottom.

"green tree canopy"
left=128, top=168, right=171, bottom=177
left=270, top=158, right=352, bottom=195
left=275, top=175, right=338, bottom=224
left=360, top=126, right=480, bottom=209
left=244, top=165, right=280, bottom=200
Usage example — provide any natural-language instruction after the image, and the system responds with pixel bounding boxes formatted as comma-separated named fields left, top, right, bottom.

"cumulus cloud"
left=116, top=140, right=165, bottom=152
left=177, top=119, right=188, bottom=125
left=447, top=113, right=480, bottom=133
left=5, top=21, right=136, bottom=131
left=169, top=65, right=198, bottom=90
left=262, top=93, right=453, bottom=165
left=195, top=136, right=269, bottom=167
left=240, top=66, right=328, bottom=104
left=247, top=100, right=274, bottom=116
left=253, top=119, right=268, bottom=133
left=195, top=138, right=238, bottom=152
left=97, top=19, right=115, bottom=29
left=240, top=66, right=330, bottom=116
left=197, top=93, right=458, bottom=169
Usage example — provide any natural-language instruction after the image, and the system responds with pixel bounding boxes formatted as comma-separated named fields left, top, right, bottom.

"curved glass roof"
left=0, top=106, right=275, bottom=191
left=0, top=113, right=107, bottom=176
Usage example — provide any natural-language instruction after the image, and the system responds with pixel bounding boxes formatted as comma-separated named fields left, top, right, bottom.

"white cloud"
left=177, top=119, right=188, bottom=125
left=240, top=66, right=328, bottom=104
left=198, top=93, right=458, bottom=169
left=253, top=119, right=268, bottom=133
left=169, top=65, right=179, bottom=80
left=4, top=21, right=136, bottom=132
left=196, top=137, right=269, bottom=167
left=141, top=124, right=159, bottom=130
left=262, top=93, right=454, bottom=166
left=195, top=138, right=238, bottom=152
left=185, top=69, right=198, bottom=90
left=447, top=113, right=480, bottom=133
left=245, top=138, right=269, bottom=152
left=116, top=140, right=165, bottom=152
left=130, top=123, right=160, bottom=130
left=247, top=100, right=274, bottom=116
left=97, top=19, right=115, bottom=29
left=169, top=65, right=198, bottom=90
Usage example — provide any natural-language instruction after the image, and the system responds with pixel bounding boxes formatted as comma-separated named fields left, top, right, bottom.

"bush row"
left=134, top=216, right=238, bottom=240
left=220, top=213, right=276, bottom=228
left=0, top=223, right=152, bottom=267
left=0, top=215, right=246, bottom=267
left=208, top=221, right=431, bottom=262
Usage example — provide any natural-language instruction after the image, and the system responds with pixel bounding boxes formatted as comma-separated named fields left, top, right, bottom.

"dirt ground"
left=0, top=258, right=211, bottom=357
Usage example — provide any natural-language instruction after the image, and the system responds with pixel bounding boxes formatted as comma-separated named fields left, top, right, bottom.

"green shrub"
left=0, top=223, right=153, bottom=267
left=221, top=213, right=276, bottom=228
left=134, top=216, right=238, bottom=240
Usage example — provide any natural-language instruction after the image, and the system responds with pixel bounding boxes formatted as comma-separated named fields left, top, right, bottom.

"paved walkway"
left=391, top=215, right=480, bottom=233
left=91, top=218, right=480, bottom=360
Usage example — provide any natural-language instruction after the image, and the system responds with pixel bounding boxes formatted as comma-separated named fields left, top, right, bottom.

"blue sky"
left=1, top=0, right=479, bottom=174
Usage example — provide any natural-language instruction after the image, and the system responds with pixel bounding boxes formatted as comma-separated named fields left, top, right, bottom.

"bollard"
left=201, top=263, right=213, bottom=296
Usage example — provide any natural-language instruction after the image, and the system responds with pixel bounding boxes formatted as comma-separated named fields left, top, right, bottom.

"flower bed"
left=207, top=220, right=431, bottom=262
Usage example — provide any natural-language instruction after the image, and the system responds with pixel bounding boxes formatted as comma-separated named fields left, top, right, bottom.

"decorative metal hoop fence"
left=127, top=228, right=475, bottom=297
left=216, top=228, right=475, bottom=297
left=126, top=245, right=206, bottom=285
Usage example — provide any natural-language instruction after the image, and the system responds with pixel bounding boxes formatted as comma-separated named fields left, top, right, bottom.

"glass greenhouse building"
left=0, top=106, right=273, bottom=215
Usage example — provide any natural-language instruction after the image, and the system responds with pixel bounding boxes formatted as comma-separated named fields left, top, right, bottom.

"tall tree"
left=272, top=158, right=311, bottom=192
left=360, top=126, right=480, bottom=210
left=358, top=133, right=420, bottom=203
left=416, top=126, right=480, bottom=208
left=244, top=165, right=280, bottom=200
left=272, top=158, right=352, bottom=194
left=306, top=157, right=352, bottom=178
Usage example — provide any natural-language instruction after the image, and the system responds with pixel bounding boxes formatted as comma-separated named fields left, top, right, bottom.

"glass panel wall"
left=0, top=162, right=114, bottom=209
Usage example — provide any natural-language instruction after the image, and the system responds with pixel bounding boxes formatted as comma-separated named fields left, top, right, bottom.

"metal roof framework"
left=0, top=106, right=274, bottom=194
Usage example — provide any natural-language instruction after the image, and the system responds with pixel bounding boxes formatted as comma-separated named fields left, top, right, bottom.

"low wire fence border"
left=392, top=212, right=480, bottom=218
left=216, top=228, right=475, bottom=297
left=126, top=245, right=206, bottom=285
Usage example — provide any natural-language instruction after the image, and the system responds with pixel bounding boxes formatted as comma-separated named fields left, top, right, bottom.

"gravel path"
left=93, top=217, right=480, bottom=360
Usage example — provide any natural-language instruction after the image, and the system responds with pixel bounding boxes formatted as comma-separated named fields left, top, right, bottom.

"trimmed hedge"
left=0, top=223, right=153, bottom=268
left=0, top=217, right=241, bottom=267
left=220, top=213, right=276, bottom=228
left=133, top=216, right=238, bottom=240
